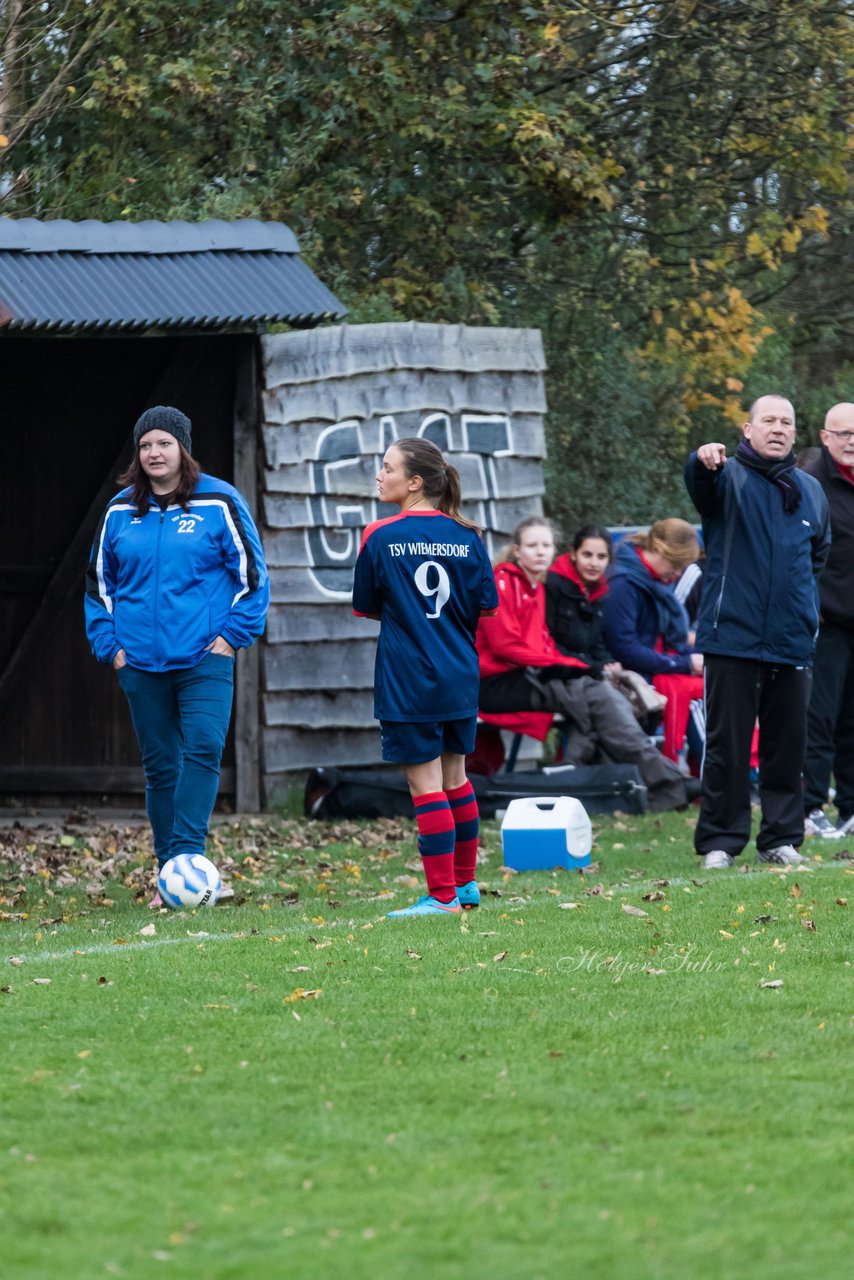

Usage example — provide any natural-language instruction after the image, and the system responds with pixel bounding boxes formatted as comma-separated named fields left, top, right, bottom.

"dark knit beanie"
left=133, top=406, right=192, bottom=451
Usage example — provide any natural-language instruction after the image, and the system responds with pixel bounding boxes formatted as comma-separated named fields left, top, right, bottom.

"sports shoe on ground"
left=756, top=845, right=807, bottom=866
left=701, top=850, right=734, bottom=869
left=148, top=890, right=163, bottom=909
left=456, top=880, right=480, bottom=910
left=804, top=809, right=844, bottom=838
left=387, top=895, right=462, bottom=918
left=835, top=813, right=854, bottom=836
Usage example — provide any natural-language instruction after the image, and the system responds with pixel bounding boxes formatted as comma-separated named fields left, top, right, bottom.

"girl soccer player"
left=353, top=437, right=498, bottom=917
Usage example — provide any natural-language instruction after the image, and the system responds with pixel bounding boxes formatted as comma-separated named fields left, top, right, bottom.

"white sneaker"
left=217, top=883, right=234, bottom=902
left=756, top=845, right=807, bottom=866
left=702, top=850, right=734, bottom=869
left=835, top=814, right=854, bottom=836
left=804, top=809, right=844, bottom=839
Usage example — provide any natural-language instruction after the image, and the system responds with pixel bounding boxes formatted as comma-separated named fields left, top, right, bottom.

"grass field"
left=1, top=805, right=852, bottom=1280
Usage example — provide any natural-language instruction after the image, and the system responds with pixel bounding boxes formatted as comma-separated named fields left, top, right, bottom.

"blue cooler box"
left=500, top=796, right=592, bottom=870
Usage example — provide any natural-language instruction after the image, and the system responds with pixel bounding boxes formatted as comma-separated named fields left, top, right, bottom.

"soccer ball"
left=157, top=854, right=222, bottom=909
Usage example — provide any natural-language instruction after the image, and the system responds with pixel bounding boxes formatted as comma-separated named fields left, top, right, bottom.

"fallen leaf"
left=753, top=914, right=776, bottom=924
left=493, top=951, right=508, bottom=962
left=139, top=923, right=156, bottom=937
left=719, top=930, right=734, bottom=938
left=790, top=883, right=802, bottom=898
left=77, top=1049, right=91, bottom=1058
left=405, top=949, right=422, bottom=960
left=642, top=891, right=665, bottom=902
left=801, top=919, right=816, bottom=932
left=282, top=988, right=322, bottom=1003
left=622, top=904, right=648, bottom=917
left=835, top=898, right=847, bottom=907
left=760, top=979, right=784, bottom=989
left=646, top=968, right=666, bottom=976
left=289, top=965, right=311, bottom=973
left=32, top=978, right=51, bottom=985
left=8, top=956, right=24, bottom=967
left=558, top=902, right=580, bottom=910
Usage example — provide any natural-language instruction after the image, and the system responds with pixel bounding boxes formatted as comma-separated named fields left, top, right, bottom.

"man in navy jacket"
left=685, top=394, right=830, bottom=868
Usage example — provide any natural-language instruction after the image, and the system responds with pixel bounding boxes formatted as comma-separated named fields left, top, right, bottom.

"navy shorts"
left=380, top=715, right=478, bottom=765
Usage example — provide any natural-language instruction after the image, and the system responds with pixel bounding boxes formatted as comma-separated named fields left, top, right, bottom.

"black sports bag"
left=304, top=763, right=647, bottom=820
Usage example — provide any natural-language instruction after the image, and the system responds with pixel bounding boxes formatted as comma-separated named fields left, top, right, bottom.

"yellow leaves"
left=514, top=111, right=554, bottom=143
left=746, top=232, right=765, bottom=256
left=283, top=988, right=322, bottom=1003
left=780, top=225, right=802, bottom=254
left=543, top=21, right=560, bottom=42
left=0, top=134, right=9, bottom=148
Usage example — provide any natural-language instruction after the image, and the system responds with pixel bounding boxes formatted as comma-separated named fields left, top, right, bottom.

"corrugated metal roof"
left=0, top=218, right=301, bottom=254
left=0, top=219, right=346, bottom=333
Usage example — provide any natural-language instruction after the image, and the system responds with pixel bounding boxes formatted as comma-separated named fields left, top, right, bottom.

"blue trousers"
left=118, top=653, right=234, bottom=867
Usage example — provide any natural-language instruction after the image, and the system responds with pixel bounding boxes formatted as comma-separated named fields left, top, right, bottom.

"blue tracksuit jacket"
left=684, top=453, right=829, bottom=666
left=85, top=473, right=270, bottom=671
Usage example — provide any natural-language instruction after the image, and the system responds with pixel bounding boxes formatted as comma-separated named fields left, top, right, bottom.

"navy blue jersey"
left=353, top=510, right=498, bottom=722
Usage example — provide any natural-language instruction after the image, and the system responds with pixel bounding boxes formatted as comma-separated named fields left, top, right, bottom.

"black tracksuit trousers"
left=694, top=655, right=811, bottom=859
left=803, top=622, right=854, bottom=821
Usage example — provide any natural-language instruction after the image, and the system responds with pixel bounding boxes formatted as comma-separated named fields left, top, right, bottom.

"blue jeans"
left=118, top=653, right=234, bottom=867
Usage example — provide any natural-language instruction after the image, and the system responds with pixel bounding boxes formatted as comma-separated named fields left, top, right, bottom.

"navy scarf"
left=735, top=439, right=801, bottom=512
left=609, top=542, right=690, bottom=651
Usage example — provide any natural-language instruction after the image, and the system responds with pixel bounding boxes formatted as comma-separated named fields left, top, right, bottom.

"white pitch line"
left=9, top=931, right=242, bottom=965
left=604, top=861, right=849, bottom=893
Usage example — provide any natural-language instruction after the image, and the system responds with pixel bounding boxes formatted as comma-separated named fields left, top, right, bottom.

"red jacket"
left=476, top=561, right=586, bottom=740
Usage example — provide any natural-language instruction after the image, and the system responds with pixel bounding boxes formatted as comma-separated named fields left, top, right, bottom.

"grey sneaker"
left=702, top=850, right=734, bottom=869
left=804, top=809, right=844, bottom=839
left=756, top=845, right=807, bottom=866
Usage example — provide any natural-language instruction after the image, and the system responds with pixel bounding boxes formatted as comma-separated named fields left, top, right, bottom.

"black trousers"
left=803, top=623, right=854, bottom=821
left=694, top=655, right=811, bottom=858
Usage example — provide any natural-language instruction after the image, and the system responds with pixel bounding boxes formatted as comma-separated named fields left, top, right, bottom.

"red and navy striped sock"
left=446, top=779, right=479, bottom=887
left=412, top=791, right=456, bottom=903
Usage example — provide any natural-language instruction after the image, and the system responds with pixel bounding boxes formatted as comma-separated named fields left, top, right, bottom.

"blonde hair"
left=495, top=516, right=555, bottom=568
left=630, top=518, right=699, bottom=571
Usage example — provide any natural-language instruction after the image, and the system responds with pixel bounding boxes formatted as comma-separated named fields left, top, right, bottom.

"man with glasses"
left=685, top=394, right=830, bottom=869
left=801, top=403, right=854, bottom=839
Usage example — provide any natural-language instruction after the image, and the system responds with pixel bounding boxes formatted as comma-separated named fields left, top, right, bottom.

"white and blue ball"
left=157, top=854, right=222, bottom=909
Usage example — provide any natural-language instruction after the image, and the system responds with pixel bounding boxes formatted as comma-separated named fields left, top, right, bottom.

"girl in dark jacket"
left=602, top=519, right=704, bottom=763
left=544, top=526, right=690, bottom=811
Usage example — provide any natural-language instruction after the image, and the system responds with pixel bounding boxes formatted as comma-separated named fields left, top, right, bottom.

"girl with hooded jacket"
left=602, top=519, right=704, bottom=764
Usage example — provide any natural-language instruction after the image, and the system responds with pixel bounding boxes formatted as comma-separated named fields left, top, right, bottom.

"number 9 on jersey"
left=414, top=560, right=451, bottom=619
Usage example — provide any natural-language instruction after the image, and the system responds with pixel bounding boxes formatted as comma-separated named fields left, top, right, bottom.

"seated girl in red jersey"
left=601, top=519, right=705, bottom=765
left=353, top=437, right=498, bottom=918
left=478, top=520, right=690, bottom=811
left=477, top=518, right=588, bottom=740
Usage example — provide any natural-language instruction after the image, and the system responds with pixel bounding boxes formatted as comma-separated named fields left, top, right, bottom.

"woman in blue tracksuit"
left=85, top=405, right=270, bottom=904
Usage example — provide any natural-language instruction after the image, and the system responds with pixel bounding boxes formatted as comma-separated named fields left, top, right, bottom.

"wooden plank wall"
left=259, top=322, right=548, bottom=803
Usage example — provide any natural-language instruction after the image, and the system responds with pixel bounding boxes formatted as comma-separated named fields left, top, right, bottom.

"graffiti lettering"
left=304, top=413, right=513, bottom=598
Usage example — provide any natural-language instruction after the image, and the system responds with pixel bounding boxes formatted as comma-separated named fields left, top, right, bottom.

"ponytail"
left=394, top=437, right=481, bottom=532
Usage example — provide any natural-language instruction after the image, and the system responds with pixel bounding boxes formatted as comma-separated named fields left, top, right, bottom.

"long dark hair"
left=118, top=443, right=201, bottom=517
left=393, top=437, right=480, bottom=531
left=572, top=524, right=613, bottom=559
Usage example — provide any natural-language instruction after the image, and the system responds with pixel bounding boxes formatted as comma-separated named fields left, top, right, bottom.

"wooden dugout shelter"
left=0, top=219, right=548, bottom=810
